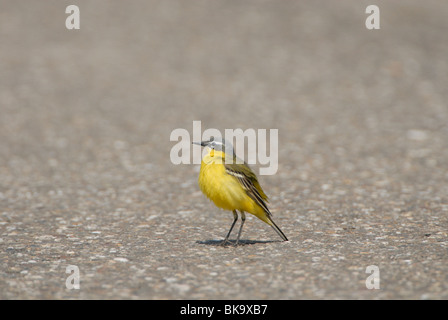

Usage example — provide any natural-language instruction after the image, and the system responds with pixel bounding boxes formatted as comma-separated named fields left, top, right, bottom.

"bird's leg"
left=235, top=211, right=246, bottom=246
left=222, top=210, right=238, bottom=246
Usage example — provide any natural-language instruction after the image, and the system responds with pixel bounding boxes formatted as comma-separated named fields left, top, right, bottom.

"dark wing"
left=224, top=162, right=272, bottom=216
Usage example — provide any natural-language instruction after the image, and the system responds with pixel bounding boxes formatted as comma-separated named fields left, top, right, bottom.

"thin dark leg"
left=235, top=211, right=246, bottom=246
left=222, top=210, right=238, bottom=246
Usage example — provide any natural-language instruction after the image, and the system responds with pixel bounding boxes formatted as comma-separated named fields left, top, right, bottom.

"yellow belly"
left=198, top=153, right=267, bottom=222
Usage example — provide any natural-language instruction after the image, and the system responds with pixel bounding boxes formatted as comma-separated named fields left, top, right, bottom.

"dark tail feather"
left=269, top=218, right=288, bottom=241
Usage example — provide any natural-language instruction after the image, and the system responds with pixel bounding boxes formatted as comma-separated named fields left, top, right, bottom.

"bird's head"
left=192, top=136, right=235, bottom=157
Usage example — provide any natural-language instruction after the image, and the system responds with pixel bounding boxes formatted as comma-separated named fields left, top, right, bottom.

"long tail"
left=270, top=219, right=289, bottom=241
left=267, top=216, right=288, bottom=241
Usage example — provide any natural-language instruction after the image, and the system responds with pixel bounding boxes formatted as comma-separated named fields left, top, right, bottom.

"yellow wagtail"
left=193, top=137, right=288, bottom=245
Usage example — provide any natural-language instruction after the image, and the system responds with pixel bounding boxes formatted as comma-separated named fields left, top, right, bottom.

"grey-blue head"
left=192, top=136, right=235, bottom=156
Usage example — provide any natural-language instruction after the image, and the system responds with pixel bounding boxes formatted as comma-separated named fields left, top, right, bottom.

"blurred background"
left=0, top=0, right=447, bottom=299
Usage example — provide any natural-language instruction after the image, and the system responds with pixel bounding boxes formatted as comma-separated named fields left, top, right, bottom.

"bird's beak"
left=192, top=141, right=207, bottom=147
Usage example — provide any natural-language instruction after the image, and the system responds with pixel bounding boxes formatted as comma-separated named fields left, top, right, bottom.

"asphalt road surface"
left=1, top=0, right=447, bottom=299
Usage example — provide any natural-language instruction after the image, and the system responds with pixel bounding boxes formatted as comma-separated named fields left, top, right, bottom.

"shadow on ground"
left=196, top=239, right=282, bottom=246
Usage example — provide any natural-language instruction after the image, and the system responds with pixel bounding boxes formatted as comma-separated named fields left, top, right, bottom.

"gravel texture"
left=1, top=0, right=447, bottom=299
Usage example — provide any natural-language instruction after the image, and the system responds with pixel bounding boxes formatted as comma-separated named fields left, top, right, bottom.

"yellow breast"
left=198, top=150, right=265, bottom=218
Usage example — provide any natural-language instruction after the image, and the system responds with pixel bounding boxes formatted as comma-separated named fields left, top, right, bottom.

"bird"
left=192, top=136, right=288, bottom=245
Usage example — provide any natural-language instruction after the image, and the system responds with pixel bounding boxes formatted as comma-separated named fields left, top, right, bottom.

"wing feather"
left=225, top=164, right=272, bottom=217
